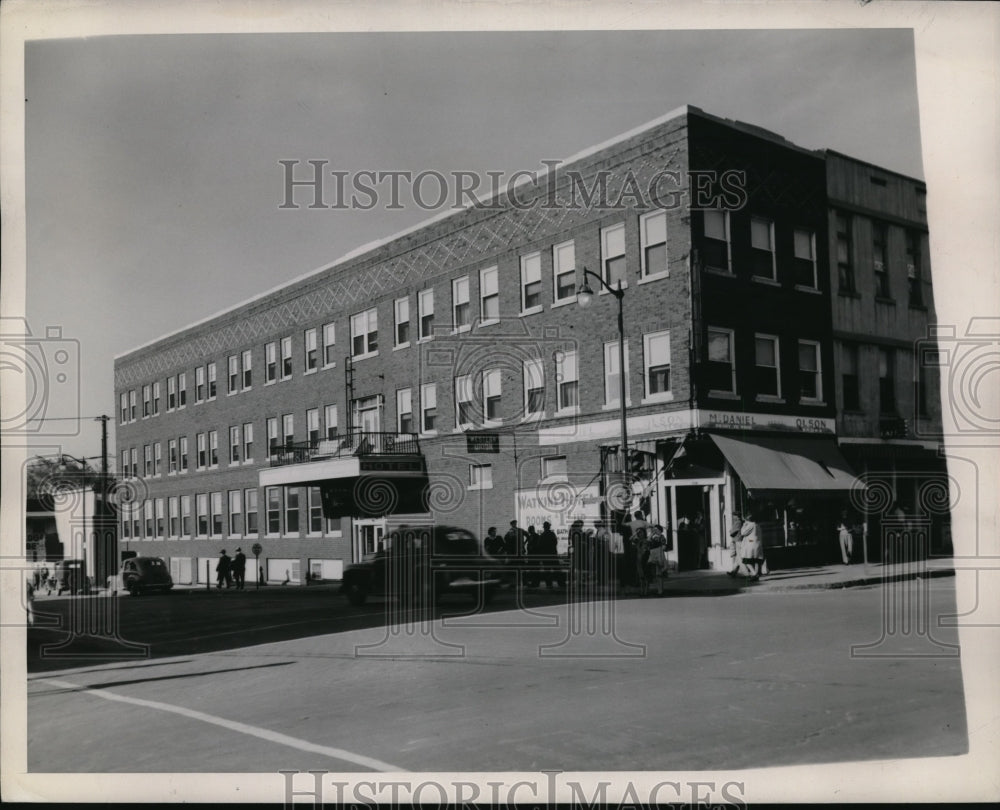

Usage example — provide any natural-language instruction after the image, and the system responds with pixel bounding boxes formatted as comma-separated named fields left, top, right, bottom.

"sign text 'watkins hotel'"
left=278, top=160, right=748, bottom=213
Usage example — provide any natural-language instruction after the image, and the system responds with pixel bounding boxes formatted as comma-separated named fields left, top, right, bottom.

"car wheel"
left=345, top=580, right=368, bottom=606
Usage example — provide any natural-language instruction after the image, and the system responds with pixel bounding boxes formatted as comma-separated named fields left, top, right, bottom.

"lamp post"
left=577, top=267, right=629, bottom=509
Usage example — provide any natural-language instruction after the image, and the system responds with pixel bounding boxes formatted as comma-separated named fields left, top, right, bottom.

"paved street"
left=27, top=578, right=966, bottom=772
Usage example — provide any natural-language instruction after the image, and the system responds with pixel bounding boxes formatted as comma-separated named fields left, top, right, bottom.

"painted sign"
left=698, top=410, right=835, bottom=434
left=465, top=431, right=500, bottom=454
left=515, top=482, right=604, bottom=555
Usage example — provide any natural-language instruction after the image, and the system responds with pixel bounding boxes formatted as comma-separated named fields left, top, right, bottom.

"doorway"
left=675, top=485, right=710, bottom=571
left=352, top=518, right=385, bottom=562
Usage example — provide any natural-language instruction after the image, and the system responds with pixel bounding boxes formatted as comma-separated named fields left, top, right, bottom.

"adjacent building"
left=113, top=105, right=947, bottom=584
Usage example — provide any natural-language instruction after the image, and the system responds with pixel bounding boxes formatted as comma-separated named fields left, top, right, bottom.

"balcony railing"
left=269, top=431, right=421, bottom=467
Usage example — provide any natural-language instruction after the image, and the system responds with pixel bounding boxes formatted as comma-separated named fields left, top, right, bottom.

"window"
left=132, top=496, right=141, bottom=538
left=552, top=241, right=576, bottom=301
left=397, top=389, right=413, bottom=433
left=305, top=408, right=319, bottom=445
left=469, top=464, right=493, bottom=490
left=351, top=308, right=379, bottom=357
left=906, top=231, right=923, bottom=306
left=266, top=417, right=278, bottom=459
left=836, top=212, right=855, bottom=293
left=523, top=358, right=545, bottom=417
left=266, top=487, right=281, bottom=534
left=452, top=276, right=471, bottom=331
left=243, top=422, right=254, bottom=462
left=455, top=374, right=474, bottom=428
left=324, top=405, right=338, bottom=440
left=121, top=449, right=129, bottom=478
left=241, top=349, right=252, bottom=389
left=179, top=437, right=188, bottom=472
left=195, top=366, right=206, bottom=402
left=196, top=493, right=209, bottom=537
left=842, top=344, right=860, bottom=411
left=211, top=491, right=223, bottom=537
left=228, top=355, right=239, bottom=393
left=129, top=389, right=137, bottom=421
left=418, top=289, right=434, bottom=340
left=707, top=328, right=736, bottom=395
left=244, top=489, right=258, bottom=535
left=878, top=347, right=895, bottom=414
left=196, top=433, right=206, bottom=469
left=142, top=385, right=151, bottom=418
left=640, top=211, right=667, bottom=278
left=207, top=362, right=217, bottom=399
left=521, top=252, right=543, bottom=311
left=144, top=501, right=154, bottom=539
left=644, top=331, right=672, bottom=398
left=153, top=442, right=162, bottom=476
left=394, top=297, right=410, bottom=347
left=265, top=341, right=277, bottom=383
left=229, top=425, right=241, bottom=464
left=177, top=373, right=186, bottom=408
left=793, top=229, right=817, bottom=289
left=209, top=430, right=218, bottom=467
left=120, top=392, right=128, bottom=424
left=144, top=445, right=152, bottom=477
left=702, top=210, right=731, bottom=273
left=421, top=383, right=437, bottom=433
left=873, top=221, right=890, bottom=298
left=542, top=455, right=567, bottom=479
left=555, top=350, right=579, bottom=411
left=322, top=322, right=336, bottom=366
left=603, top=340, right=631, bottom=406
left=916, top=361, right=929, bottom=418
left=280, top=336, right=293, bottom=379
left=483, top=369, right=501, bottom=423
left=798, top=340, right=823, bottom=402
left=750, top=216, right=776, bottom=281
left=755, top=335, right=781, bottom=399
left=168, top=438, right=177, bottom=474
left=480, top=267, right=499, bottom=322
left=304, top=328, right=318, bottom=373
left=122, top=509, right=130, bottom=539
left=285, top=488, right=300, bottom=534
left=601, top=223, right=627, bottom=288
left=282, top=413, right=294, bottom=447
left=168, top=497, right=179, bottom=537
left=308, top=487, right=324, bottom=534
left=167, top=377, right=176, bottom=411
left=152, top=381, right=160, bottom=415
left=156, top=499, right=165, bottom=538
left=181, top=495, right=192, bottom=538
left=228, top=490, right=242, bottom=536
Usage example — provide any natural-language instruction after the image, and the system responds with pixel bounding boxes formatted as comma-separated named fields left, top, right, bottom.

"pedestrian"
left=232, top=547, right=247, bottom=589
left=727, top=512, right=744, bottom=577
left=484, top=526, right=504, bottom=557
left=540, top=521, right=562, bottom=588
left=25, top=570, right=36, bottom=626
left=525, top=525, right=541, bottom=587
left=623, top=510, right=650, bottom=594
left=694, top=511, right=708, bottom=569
left=646, top=524, right=669, bottom=595
left=740, top=511, right=764, bottom=580
left=591, top=519, right=611, bottom=586
left=503, top=520, right=525, bottom=559
left=216, top=549, right=232, bottom=589
left=837, top=513, right=854, bottom=565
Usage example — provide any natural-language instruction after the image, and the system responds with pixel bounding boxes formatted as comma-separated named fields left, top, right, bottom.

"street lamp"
left=577, top=267, right=630, bottom=512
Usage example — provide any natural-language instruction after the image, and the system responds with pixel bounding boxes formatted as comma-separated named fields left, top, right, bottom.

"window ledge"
left=838, top=289, right=861, bottom=299
left=482, top=420, right=504, bottom=428
left=752, top=276, right=780, bottom=287
left=550, top=296, right=578, bottom=309
left=875, top=296, right=896, bottom=306
left=638, top=272, right=669, bottom=285
left=708, top=390, right=739, bottom=400
left=641, top=393, right=674, bottom=405
left=321, top=362, right=337, bottom=370
left=756, top=395, right=785, bottom=404
left=477, top=318, right=500, bottom=329
left=351, top=351, right=380, bottom=361
left=392, top=343, right=410, bottom=352
left=519, top=305, right=544, bottom=318
left=602, top=401, right=632, bottom=411
left=416, top=336, right=434, bottom=345
left=419, top=430, right=439, bottom=439
left=800, top=400, right=827, bottom=407
left=264, top=380, right=276, bottom=387
left=241, top=387, right=252, bottom=393
left=451, top=325, right=472, bottom=335
left=704, top=267, right=734, bottom=278
left=794, top=285, right=822, bottom=295
left=467, top=484, right=493, bottom=492
left=598, top=282, right=628, bottom=295
left=304, top=368, right=318, bottom=376
left=554, top=406, right=581, bottom=417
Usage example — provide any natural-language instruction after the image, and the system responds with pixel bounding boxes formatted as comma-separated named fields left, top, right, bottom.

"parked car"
left=114, top=556, right=174, bottom=596
left=52, top=559, right=89, bottom=595
left=341, top=525, right=504, bottom=607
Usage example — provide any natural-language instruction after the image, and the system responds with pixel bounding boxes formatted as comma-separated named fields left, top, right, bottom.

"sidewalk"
left=658, top=556, right=956, bottom=595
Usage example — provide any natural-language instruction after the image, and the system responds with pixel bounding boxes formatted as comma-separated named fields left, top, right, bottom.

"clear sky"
left=24, top=28, right=923, bottom=460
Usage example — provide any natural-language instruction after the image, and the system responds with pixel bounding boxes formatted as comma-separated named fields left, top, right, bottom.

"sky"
left=22, top=28, right=925, bottom=460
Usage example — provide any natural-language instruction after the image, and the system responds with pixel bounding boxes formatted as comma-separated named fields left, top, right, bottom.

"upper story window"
left=397, top=389, right=413, bottom=434
left=750, top=216, right=776, bottom=281
left=228, top=355, right=239, bottom=394
left=483, top=368, right=502, bottom=424
left=394, top=297, right=410, bottom=347
left=304, top=328, right=318, bottom=373
left=142, top=384, right=151, bottom=418
left=842, top=344, right=860, bottom=411
left=873, top=221, right=890, bottom=298
left=455, top=374, right=474, bottom=429
left=282, top=413, right=294, bottom=447
left=324, top=405, right=338, bottom=440
left=603, top=340, right=631, bottom=407
left=152, top=382, right=160, bottom=415
left=322, top=322, right=336, bottom=367
left=523, top=358, right=545, bottom=418
left=601, top=223, right=627, bottom=289
left=418, top=289, right=434, bottom=340
left=229, top=425, right=241, bottom=464
left=167, top=377, right=176, bottom=411
left=707, top=327, right=737, bottom=395
left=243, top=422, right=254, bottom=462
left=755, top=334, right=781, bottom=399
left=878, top=346, right=895, bottom=414
left=480, top=266, right=499, bottom=324
left=644, top=330, right=672, bottom=400
left=835, top=211, right=856, bottom=293
left=555, top=350, right=579, bottom=412
left=640, top=210, right=668, bottom=279
left=241, top=349, right=252, bottom=389
left=280, top=336, right=293, bottom=379
left=793, top=229, right=818, bottom=289
left=129, top=389, right=137, bottom=421
left=207, top=362, right=217, bottom=400
left=702, top=210, right=731, bottom=273
left=120, top=392, right=128, bottom=425
left=420, top=383, right=437, bottom=433
left=195, top=367, right=206, bottom=403
left=552, top=241, right=576, bottom=302
left=265, top=341, right=277, bottom=383
left=542, top=455, right=567, bottom=479
left=266, top=417, right=278, bottom=459
left=798, top=340, right=823, bottom=403
left=906, top=230, right=923, bottom=307
left=351, top=308, right=378, bottom=358
left=306, top=408, right=320, bottom=445
left=520, top=252, right=542, bottom=313
left=453, top=276, right=471, bottom=332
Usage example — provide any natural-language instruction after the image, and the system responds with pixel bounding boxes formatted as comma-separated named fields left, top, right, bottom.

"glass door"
left=352, top=518, right=386, bottom=561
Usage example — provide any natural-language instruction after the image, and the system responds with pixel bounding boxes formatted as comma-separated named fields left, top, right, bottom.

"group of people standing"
left=215, top=548, right=247, bottom=590
left=727, top=512, right=765, bottom=580
left=484, top=520, right=564, bottom=588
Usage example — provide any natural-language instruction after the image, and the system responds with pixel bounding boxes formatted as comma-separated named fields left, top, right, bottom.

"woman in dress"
left=740, top=511, right=765, bottom=581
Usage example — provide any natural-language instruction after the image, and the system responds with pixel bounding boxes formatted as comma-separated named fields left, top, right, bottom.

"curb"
left=742, top=567, right=955, bottom=593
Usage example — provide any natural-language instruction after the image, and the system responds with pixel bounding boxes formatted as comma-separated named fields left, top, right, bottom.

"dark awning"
left=708, top=433, right=860, bottom=498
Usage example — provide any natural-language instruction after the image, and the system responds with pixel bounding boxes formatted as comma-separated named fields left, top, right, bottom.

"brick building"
left=113, top=105, right=947, bottom=584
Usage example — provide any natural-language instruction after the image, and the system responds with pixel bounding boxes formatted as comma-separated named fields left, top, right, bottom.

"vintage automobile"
left=112, top=556, right=174, bottom=596
left=341, top=525, right=504, bottom=607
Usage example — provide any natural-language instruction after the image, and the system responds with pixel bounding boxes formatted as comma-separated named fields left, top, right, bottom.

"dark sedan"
left=341, top=525, right=504, bottom=607
left=116, top=556, right=174, bottom=596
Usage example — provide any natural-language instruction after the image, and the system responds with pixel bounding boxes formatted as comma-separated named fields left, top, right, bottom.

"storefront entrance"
left=352, top=518, right=385, bottom=562
left=675, top=486, right=710, bottom=571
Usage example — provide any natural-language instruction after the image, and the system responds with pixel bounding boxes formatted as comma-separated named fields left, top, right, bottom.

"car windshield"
left=434, top=530, right=480, bottom=555
left=137, top=559, right=166, bottom=570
